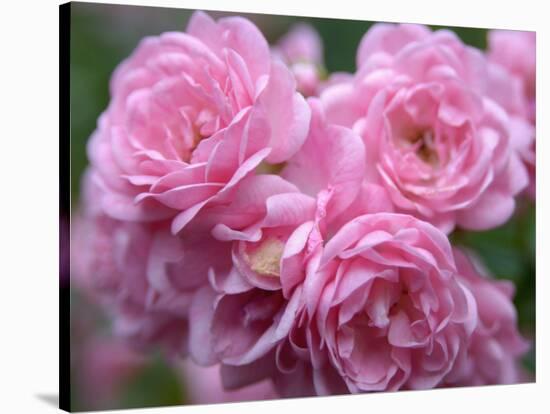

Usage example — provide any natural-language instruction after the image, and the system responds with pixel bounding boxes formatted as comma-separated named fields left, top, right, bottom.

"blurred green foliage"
left=119, top=353, right=186, bottom=409
left=69, top=2, right=534, bottom=409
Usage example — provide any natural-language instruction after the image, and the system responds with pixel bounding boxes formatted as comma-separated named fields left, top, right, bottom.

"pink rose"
left=73, top=171, right=230, bottom=355
left=303, top=213, right=478, bottom=392
left=186, top=101, right=369, bottom=394
left=445, top=249, right=530, bottom=386
left=321, top=24, right=529, bottom=233
left=187, top=176, right=322, bottom=385
left=73, top=211, right=189, bottom=355
left=487, top=30, right=536, bottom=199
left=273, top=23, right=325, bottom=96
left=282, top=98, right=367, bottom=225
left=87, top=11, right=310, bottom=233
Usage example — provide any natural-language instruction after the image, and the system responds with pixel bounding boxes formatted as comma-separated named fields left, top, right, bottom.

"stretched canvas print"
left=60, top=1, right=536, bottom=411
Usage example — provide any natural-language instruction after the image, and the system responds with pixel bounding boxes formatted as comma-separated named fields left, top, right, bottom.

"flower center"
left=170, top=108, right=220, bottom=162
left=255, top=161, right=286, bottom=175
left=247, top=238, right=285, bottom=278
left=406, top=130, right=439, bottom=166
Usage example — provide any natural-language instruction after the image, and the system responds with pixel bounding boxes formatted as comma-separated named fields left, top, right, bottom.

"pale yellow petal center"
left=246, top=238, right=285, bottom=278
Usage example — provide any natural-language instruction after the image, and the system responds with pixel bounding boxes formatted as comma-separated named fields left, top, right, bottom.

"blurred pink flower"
left=72, top=171, right=230, bottom=356
left=445, top=249, right=530, bottom=386
left=78, top=337, right=146, bottom=408
left=321, top=24, right=530, bottom=233
left=87, top=11, right=310, bottom=233
left=273, top=23, right=325, bottom=96
left=180, top=360, right=278, bottom=404
left=487, top=30, right=536, bottom=199
left=72, top=211, right=189, bottom=355
left=488, top=31, right=535, bottom=110
left=302, top=213, right=478, bottom=393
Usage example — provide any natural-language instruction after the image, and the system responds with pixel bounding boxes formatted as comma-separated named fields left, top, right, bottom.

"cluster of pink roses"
left=73, top=11, right=534, bottom=398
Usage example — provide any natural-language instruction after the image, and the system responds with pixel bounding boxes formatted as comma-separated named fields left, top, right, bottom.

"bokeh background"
left=68, top=2, right=535, bottom=410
